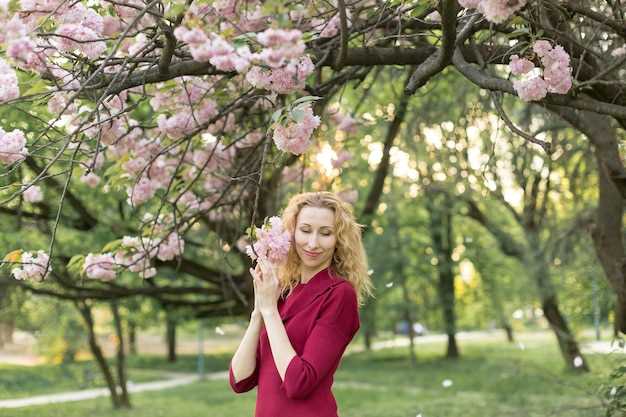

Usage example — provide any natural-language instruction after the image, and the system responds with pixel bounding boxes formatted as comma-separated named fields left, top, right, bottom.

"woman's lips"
left=303, top=250, right=321, bottom=258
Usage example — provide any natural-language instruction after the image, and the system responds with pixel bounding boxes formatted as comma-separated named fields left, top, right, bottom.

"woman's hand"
left=250, top=259, right=281, bottom=317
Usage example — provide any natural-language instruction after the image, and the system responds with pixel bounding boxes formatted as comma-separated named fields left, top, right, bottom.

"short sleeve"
left=229, top=343, right=260, bottom=393
left=280, top=282, right=360, bottom=400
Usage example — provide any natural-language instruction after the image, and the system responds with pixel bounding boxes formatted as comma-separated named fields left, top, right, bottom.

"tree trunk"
left=362, top=300, right=376, bottom=351
left=166, top=312, right=177, bottom=363
left=541, top=294, right=589, bottom=372
left=428, top=191, right=459, bottom=358
left=547, top=107, right=626, bottom=334
left=591, top=148, right=626, bottom=335
left=128, top=320, right=137, bottom=355
left=526, top=232, right=589, bottom=372
left=400, top=275, right=418, bottom=366
left=75, top=301, right=123, bottom=409
left=111, top=302, right=131, bottom=408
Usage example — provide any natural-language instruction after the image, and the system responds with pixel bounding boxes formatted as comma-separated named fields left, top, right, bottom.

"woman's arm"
left=262, top=307, right=297, bottom=382
left=230, top=311, right=263, bottom=384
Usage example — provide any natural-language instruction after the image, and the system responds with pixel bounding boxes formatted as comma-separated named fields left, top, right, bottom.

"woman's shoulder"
left=324, top=277, right=358, bottom=305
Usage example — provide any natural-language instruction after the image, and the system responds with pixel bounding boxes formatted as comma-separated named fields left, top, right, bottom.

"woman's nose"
left=307, top=233, right=319, bottom=248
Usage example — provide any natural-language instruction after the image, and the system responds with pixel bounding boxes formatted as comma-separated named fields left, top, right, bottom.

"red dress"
left=228, top=267, right=360, bottom=417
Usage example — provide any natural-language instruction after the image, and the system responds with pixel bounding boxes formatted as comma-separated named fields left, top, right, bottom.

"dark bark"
left=547, top=107, right=626, bottom=334
left=166, top=311, right=177, bottom=363
left=427, top=191, right=459, bottom=359
left=111, top=302, right=131, bottom=408
left=400, top=276, right=418, bottom=366
left=75, top=301, right=122, bottom=408
left=128, top=320, right=137, bottom=355
left=526, top=231, right=590, bottom=372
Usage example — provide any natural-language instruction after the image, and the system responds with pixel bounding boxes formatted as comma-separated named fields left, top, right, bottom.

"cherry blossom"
left=0, top=128, right=28, bottom=165
left=246, top=216, right=291, bottom=264
left=22, top=185, right=43, bottom=203
left=11, top=250, right=51, bottom=282
left=84, top=253, right=117, bottom=281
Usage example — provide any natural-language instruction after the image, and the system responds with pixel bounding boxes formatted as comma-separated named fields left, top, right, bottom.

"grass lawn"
left=0, top=362, right=168, bottom=400
left=2, top=330, right=622, bottom=417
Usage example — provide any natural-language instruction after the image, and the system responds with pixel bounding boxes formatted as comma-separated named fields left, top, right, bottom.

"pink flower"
left=11, top=250, right=51, bottom=282
left=84, top=253, right=117, bottom=281
left=257, top=28, right=302, bottom=47
left=55, top=24, right=106, bottom=59
left=22, top=185, right=43, bottom=203
left=0, top=58, right=20, bottom=104
left=0, top=128, right=28, bottom=165
left=246, top=66, right=272, bottom=89
left=156, top=232, right=185, bottom=261
left=459, top=0, right=527, bottom=23
left=80, top=172, right=101, bottom=188
left=127, top=176, right=159, bottom=206
left=611, top=46, right=626, bottom=57
left=513, top=76, right=548, bottom=102
left=508, top=54, right=534, bottom=75
left=458, top=0, right=481, bottom=8
left=319, top=11, right=353, bottom=38
left=425, top=11, right=441, bottom=22
left=246, top=216, right=291, bottom=264
left=533, top=40, right=553, bottom=57
left=331, top=150, right=352, bottom=169
left=337, top=189, right=358, bottom=204
left=272, top=103, right=320, bottom=155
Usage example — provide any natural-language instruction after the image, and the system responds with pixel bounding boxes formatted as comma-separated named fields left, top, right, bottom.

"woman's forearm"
left=230, top=312, right=263, bottom=383
left=262, top=307, right=297, bottom=382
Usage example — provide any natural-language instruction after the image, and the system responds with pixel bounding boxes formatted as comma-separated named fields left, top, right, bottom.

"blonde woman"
left=229, top=191, right=375, bottom=417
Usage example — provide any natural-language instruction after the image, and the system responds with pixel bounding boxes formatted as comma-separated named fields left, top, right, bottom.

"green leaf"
left=271, top=108, right=283, bottom=123
left=102, top=239, right=123, bottom=253
left=24, top=80, right=49, bottom=96
left=291, top=108, right=305, bottom=122
left=66, top=255, right=85, bottom=278
left=292, top=95, right=323, bottom=106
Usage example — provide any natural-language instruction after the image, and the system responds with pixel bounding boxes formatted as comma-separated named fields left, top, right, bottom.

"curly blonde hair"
left=277, top=191, right=375, bottom=307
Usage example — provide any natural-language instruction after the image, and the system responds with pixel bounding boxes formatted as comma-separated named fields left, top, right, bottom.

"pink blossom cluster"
left=329, top=110, right=358, bottom=134
left=80, top=172, right=101, bottom=188
left=281, top=165, right=314, bottom=184
left=315, top=9, right=353, bottom=38
left=331, top=150, right=352, bottom=169
left=246, top=56, right=315, bottom=94
left=174, top=27, right=250, bottom=72
left=458, top=0, right=527, bottom=24
left=0, top=127, right=28, bottom=165
left=245, top=29, right=314, bottom=94
left=612, top=46, right=626, bottom=57
left=155, top=232, right=185, bottom=261
left=337, top=189, right=358, bottom=204
left=272, top=103, right=321, bottom=155
left=3, top=15, right=43, bottom=71
left=54, top=3, right=106, bottom=59
left=0, top=58, right=20, bottom=104
left=114, top=236, right=158, bottom=279
left=11, top=250, right=51, bottom=282
left=113, top=231, right=185, bottom=278
left=510, top=40, right=572, bottom=102
left=156, top=100, right=219, bottom=139
left=246, top=216, right=291, bottom=264
left=84, top=253, right=117, bottom=281
left=22, top=185, right=43, bottom=203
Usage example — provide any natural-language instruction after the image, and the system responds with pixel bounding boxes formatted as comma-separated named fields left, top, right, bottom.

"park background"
left=1, top=0, right=626, bottom=416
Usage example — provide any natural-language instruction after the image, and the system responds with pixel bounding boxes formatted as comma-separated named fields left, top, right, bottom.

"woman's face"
left=294, top=206, right=337, bottom=270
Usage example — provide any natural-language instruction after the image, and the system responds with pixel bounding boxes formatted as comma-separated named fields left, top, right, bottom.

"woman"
left=229, top=191, right=375, bottom=417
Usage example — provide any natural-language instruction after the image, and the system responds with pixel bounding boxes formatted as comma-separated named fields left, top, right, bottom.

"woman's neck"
left=300, top=262, right=331, bottom=284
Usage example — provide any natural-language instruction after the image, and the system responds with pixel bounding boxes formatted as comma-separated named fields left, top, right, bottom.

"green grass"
left=0, top=361, right=167, bottom=400
left=2, top=330, right=622, bottom=417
